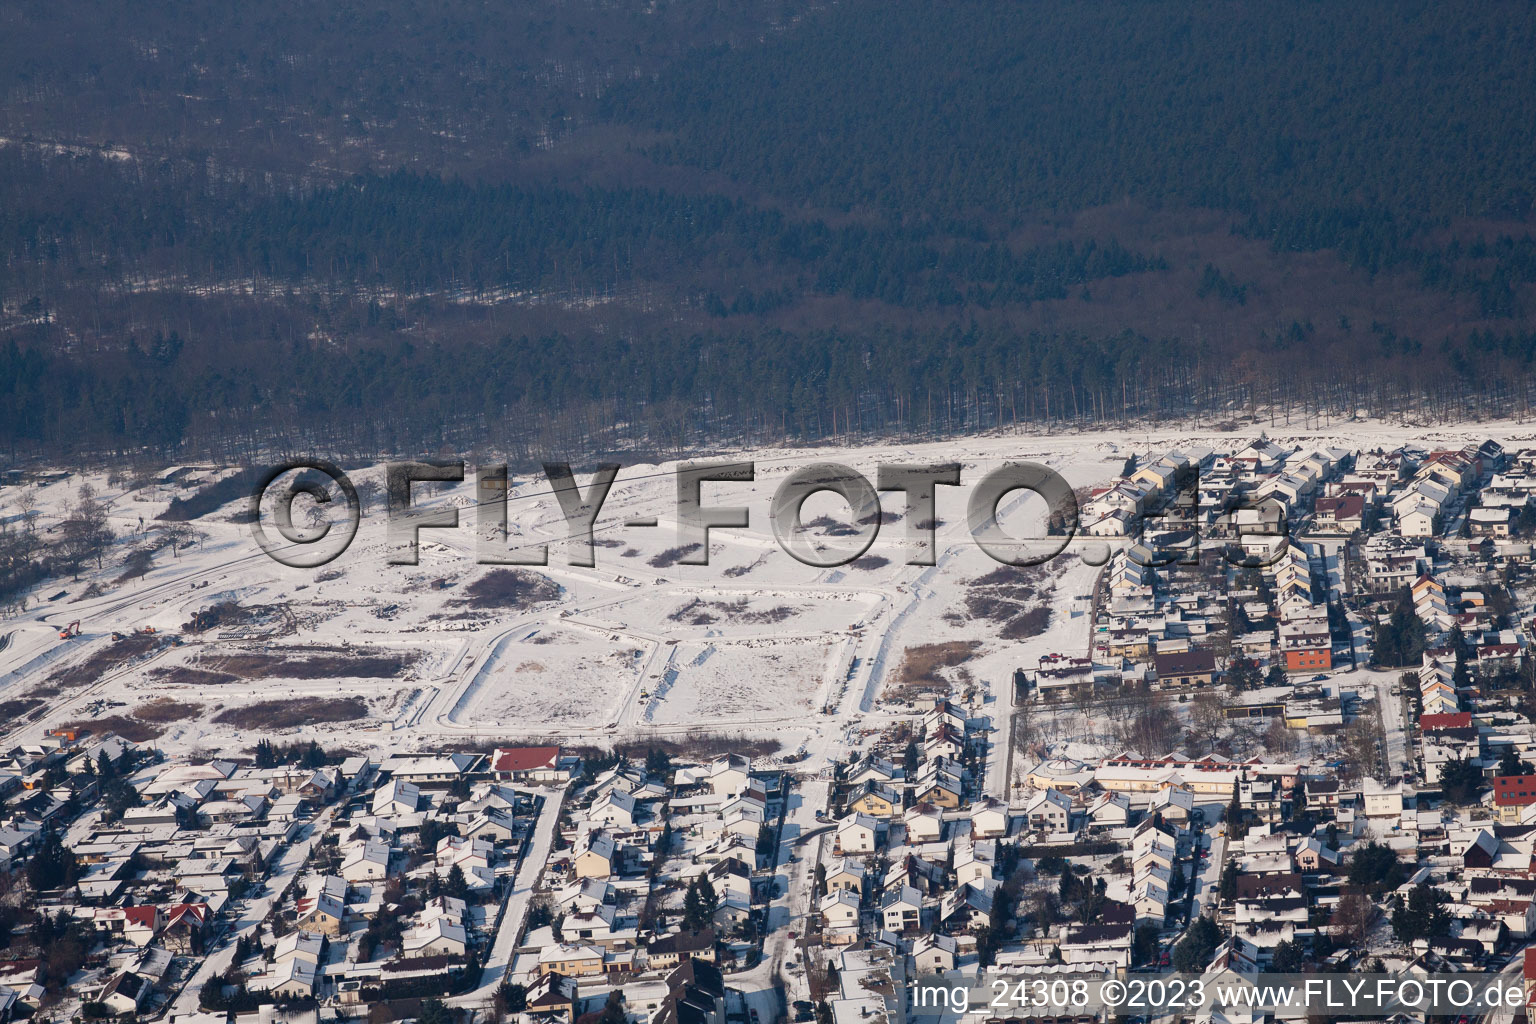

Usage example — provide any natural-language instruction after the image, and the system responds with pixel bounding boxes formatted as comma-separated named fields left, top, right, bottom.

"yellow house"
left=916, top=776, right=962, bottom=809
left=538, top=943, right=606, bottom=978
left=572, top=832, right=616, bottom=879
left=295, top=894, right=345, bottom=937
left=825, top=859, right=866, bottom=894
left=849, top=782, right=899, bottom=819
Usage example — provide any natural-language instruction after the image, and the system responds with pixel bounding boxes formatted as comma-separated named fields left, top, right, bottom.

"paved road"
left=163, top=810, right=334, bottom=1019
left=451, top=784, right=567, bottom=1010
left=1192, top=831, right=1226, bottom=919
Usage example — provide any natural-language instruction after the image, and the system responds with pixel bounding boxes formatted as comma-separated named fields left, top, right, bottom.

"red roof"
left=165, top=903, right=209, bottom=928
left=491, top=746, right=560, bottom=773
left=1315, top=495, right=1364, bottom=518
left=1494, top=775, right=1536, bottom=807
left=1420, top=712, right=1473, bottom=731
left=1524, top=946, right=1536, bottom=981
left=122, top=905, right=159, bottom=928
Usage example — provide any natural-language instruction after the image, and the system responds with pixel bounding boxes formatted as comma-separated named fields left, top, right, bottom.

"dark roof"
left=1471, top=876, right=1536, bottom=895
left=1238, top=896, right=1308, bottom=912
left=1235, top=873, right=1305, bottom=898
left=708, top=858, right=751, bottom=880
left=656, top=959, right=728, bottom=1024
left=1153, top=649, right=1216, bottom=676
left=1099, top=900, right=1136, bottom=925
left=1065, top=923, right=1132, bottom=944
left=649, top=929, right=715, bottom=956
left=665, top=957, right=725, bottom=999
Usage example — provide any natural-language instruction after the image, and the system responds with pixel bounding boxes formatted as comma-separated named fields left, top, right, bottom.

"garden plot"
left=452, top=624, right=647, bottom=727
left=645, top=637, right=843, bottom=724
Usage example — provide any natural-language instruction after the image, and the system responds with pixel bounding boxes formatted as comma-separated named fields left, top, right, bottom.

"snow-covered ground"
left=0, top=419, right=1524, bottom=767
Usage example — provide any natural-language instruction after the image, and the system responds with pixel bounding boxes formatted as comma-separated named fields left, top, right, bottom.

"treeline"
left=3, top=0, right=1536, bottom=461
left=608, top=0, right=1536, bottom=310
left=0, top=155, right=1162, bottom=309
left=1239, top=207, right=1536, bottom=319
left=11, top=323, right=1536, bottom=460
left=0, top=0, right=802, bottom=174
left=612, top=0, right=1536, bottom=223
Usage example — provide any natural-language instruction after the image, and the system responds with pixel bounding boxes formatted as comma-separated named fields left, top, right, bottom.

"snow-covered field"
left=1, top=416, right=1527, bottom=766
left=644, top=637, right=841, bottom=725
left=452, top=622, right=648, bottom=728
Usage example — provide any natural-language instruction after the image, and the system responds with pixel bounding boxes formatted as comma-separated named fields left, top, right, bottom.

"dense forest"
left=3, top=0, right=1536, bottom=459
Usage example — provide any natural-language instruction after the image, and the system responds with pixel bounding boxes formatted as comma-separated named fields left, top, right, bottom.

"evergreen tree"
left=1348, top=842, right=1406, bottom=891
left=1218, top=859, right=1238, bottom=902
left=1391, top=884, right=1450, bottom=942
left=27, top=832, right=79, bottom=891
left=697, top=873, right=719, bottom=920
left=1498, top=750, right=1534, bottom=776
left=683, top=878, right=706, bottom=932
left=1439, top=757, right=1484, bottom=805
left=496, top=982, right=528, bottom=1016
left=599, top=991, right=627, bottom=1024
left=1270, top=938, right=1308, bottom=972
left=1172, top=916, right=1222, bottom=972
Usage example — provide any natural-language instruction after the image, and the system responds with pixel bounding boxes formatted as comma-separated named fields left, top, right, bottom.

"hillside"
left=3, top=0, right=1536, bottom=456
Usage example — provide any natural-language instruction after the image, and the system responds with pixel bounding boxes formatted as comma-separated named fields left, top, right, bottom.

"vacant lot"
left=46, top=634, right=163, bottom=688
left=133, top=698, right=205, bottom=723
left=62, top=714, right=164, bottom=743
left=892, top=640, right=982, bottom=700
left=194, top=649, right=415, bottom=679
left=0, top=698, right=44, bottom=720
left=999, top=606, right=1051, bottom=640
left=649, top=544, right=703, bottom=568
left=148, top=666, right=241, bottom=687
left=963, top=563, right=1053, bottom=640
left=452, top=569, right=562, bottom=610
left=435, top=732, right=781, bottom=761
left=668, top=598, right=795, bottom=626
left=212, top=697, right=370, bottom=730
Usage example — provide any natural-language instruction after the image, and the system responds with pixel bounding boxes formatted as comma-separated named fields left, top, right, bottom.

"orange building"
left=1283, top=647, right=1332, bottom=672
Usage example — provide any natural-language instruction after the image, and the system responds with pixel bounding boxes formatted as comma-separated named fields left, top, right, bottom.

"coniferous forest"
left=4, top=0, right=1536, bottom=459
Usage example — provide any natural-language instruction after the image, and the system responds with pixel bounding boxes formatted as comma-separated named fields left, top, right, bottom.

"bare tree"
left=355, top=477, right=382, bottom=514
left=163, top=521, right=193, bottom=557
left=1263, top=719, right=1300, bottom=757
left=61, top=483, right=113, bottom=573
left=1331, top=891, right=1376, bottom=948
left=1189, top=690, right=1228, bottom=749
left=15, top=489, right=38, bottom=532
left=1340, top=716, right=1381, bottom=785
left=1114, top=688, right=1180, bottom=755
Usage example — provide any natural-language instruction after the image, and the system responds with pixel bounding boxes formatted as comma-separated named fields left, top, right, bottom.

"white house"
left=835, top=813, right=879, bottom=855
